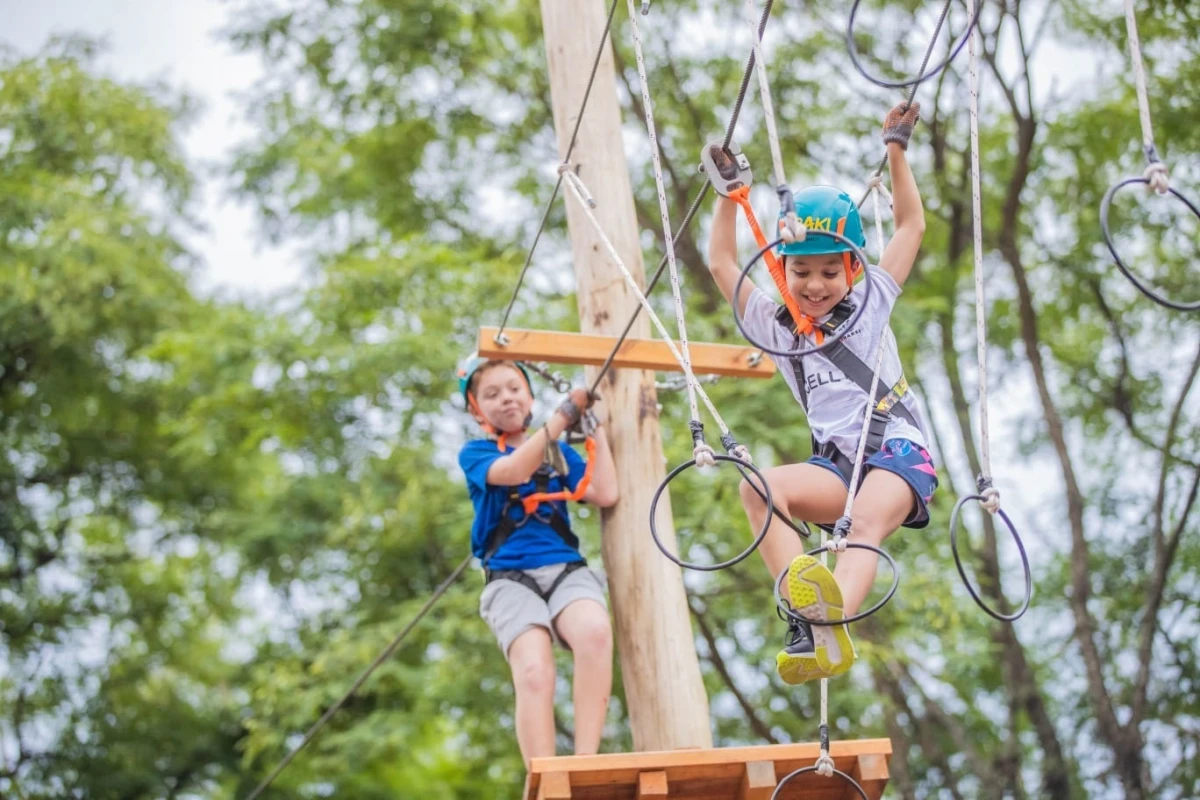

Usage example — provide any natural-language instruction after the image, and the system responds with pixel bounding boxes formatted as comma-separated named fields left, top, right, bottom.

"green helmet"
left=457, top=353, right=531, bottom=406
left=777, top=185, right=866, bottom=257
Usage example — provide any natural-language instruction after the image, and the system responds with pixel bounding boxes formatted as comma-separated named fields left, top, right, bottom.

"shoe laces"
left=779, top=604, right=811, bottom=647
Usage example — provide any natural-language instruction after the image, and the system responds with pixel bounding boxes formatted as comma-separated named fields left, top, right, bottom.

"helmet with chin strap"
left=777, top=185, right=867, bottom=285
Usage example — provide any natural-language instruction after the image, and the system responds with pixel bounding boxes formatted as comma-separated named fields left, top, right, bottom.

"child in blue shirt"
left=457, top=355, right=618, bottom=767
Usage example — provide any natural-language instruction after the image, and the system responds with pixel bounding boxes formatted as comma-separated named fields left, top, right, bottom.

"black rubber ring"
left=770, top=765, right=870, bottom=800
left=949, top=493, right=1032, bottom=622
left=1099, top=176, right=1200, bottom=312
left=732, top=233, right=874, bottom=358
left=846, top=0, right=983, bottom=90
left=773, top=541, right=900, bottom=627
left=649, top=453, right=774, bottom=572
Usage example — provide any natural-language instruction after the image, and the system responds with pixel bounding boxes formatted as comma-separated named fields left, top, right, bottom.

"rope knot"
left=1143, top=161, right=1170, bottom=195
left=779, top=212, right=807, bottom=244
left=693, top=442, right=717, bottom=468
left=976, top=475, right=1000, bottom=514
left=814, top=751, right=836, bottom=778
left=866, top=174, right=884, bottom=191
left=981, top=486, right=1001, bottom=515
left=729, top=444, right=752, bottom=465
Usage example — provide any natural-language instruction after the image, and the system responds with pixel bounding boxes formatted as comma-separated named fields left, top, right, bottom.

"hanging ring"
left=770, top=765, right=869, bottom=800
left=649, top=454, right=774, bottom=572
left=948, top=493, right=1032, bottom=622
left=1099, top=176, right=1200, bottom=312
left=846, top=0, right=982, bottom=90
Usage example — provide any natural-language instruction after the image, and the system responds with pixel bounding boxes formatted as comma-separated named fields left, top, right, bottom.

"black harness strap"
left=479, top=463, right=582, bottom=596
left=776, top=298, right=919, bottom=478
left=484, top=560, right=589, bottom=603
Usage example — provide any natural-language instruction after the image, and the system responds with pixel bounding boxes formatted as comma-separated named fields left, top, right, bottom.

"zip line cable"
left=244, top=556, right=474, bottom=800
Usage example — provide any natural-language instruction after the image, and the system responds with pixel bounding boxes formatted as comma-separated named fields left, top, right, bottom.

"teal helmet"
left=457, top=353, right=531, bottom=407
left=777, top=185, right=866, bottom=257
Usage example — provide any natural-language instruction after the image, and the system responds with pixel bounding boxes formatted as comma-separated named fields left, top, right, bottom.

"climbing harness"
left=478, top=440, right=597, bottom=569
left=484, top=560, right=590, bottom=603
left=846, top=0, right=980, bottom=90
left=1098, top=0, right=1199, bottom=312
left=947, top=0, right=1032, bottom=622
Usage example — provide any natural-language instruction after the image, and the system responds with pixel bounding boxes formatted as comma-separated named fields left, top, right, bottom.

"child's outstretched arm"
left=878, top=102, right=926, bottom=287
left=582, top=423, right=618, bottom=508
left=486, top=388, right=592, bottom=486
left=708, top=195, right=759, bottom=315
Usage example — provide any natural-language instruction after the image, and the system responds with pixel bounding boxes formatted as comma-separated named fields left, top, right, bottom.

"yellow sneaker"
left=775, top=554, right=857, bottom=684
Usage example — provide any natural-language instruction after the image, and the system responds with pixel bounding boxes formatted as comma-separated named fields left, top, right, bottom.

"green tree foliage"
left=3, top=0, right=1197, bottom=797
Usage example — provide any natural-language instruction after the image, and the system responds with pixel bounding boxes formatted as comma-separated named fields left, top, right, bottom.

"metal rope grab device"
left=1098, top=0, right=1200, bottom=312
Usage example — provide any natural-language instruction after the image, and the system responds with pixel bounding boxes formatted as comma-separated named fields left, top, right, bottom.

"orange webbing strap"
left=728, top=186, right=823, bottom=345
left=837, top=215, right=860, bottom=285
left=521, top=436, right=597, bottom=515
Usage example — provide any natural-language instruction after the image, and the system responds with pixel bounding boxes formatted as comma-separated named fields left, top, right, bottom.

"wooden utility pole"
left=538, top=0, right=713, bottom=751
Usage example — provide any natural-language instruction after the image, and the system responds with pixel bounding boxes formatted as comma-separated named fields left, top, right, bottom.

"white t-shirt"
left=739, top=266, right=930, bottom=461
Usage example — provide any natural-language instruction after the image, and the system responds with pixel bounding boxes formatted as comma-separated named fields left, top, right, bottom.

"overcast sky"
left=3, top=0, right=302, bottom=297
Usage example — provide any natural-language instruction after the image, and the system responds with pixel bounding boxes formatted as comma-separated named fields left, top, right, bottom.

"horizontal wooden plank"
left=523, top=740, right=892, bottom=799
left=480, top=326, right=775, bottom=379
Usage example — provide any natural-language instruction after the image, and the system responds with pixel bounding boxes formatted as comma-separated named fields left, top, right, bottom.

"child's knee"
left=511, top=652, right=555, bottom=697
left=578, top=621, right=613, bottom=659
left=565, top=611, right=612, bottom=658
left=850, top=506, right=896, bottom=544
left=739, top=472, right=772, bottom=512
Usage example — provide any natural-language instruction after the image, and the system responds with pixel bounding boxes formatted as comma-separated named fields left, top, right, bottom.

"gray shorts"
left=479, top=562, right=608, bottom=660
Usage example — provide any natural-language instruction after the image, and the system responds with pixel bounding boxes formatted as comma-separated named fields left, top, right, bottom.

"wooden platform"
left=523, top=739, right=891, bottom=800
left=479, top=327, right=776, bottom=380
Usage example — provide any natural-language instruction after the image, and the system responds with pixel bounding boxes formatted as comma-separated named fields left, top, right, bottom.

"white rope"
left=626, top=0, right=705, bottom=431
left=744, top=0, right=803, bottom=243
left=1123, top=0, right=1170, bottom=194
left=967, top=0, right=1000, bottom=515
left=833, top=329, right=891, bottom=558
left=814, top=747, right=836, bottom=778
left=559, top=167, right=739, bottom=449
left=818, top=675, right=829, bottom=772
left=868, top=178, right=892, bottom=257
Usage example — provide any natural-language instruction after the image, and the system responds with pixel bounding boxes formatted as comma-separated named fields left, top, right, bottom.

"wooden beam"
left=848, top=753, right=889, bottom=800
left=638, top=770, right=670, bottom=798
left=526, top=739, right=893, bottom=799
left=539, top=0, right=713, bottom=752
left=738, top=761, right=777, bottom=800
left=537, top=771, right=572, bottom=800
left=480, top=326, right=775, bottom=379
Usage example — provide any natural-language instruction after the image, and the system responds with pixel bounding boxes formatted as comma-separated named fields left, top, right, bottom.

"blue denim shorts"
left=808, top=438, right=939, bottom=529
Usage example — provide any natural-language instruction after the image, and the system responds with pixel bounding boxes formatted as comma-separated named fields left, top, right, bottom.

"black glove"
left=882, top=101, right=921, bottom=150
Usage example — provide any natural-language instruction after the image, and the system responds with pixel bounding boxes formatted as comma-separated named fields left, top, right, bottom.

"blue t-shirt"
left=458, top=438, right=588, bottom=571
